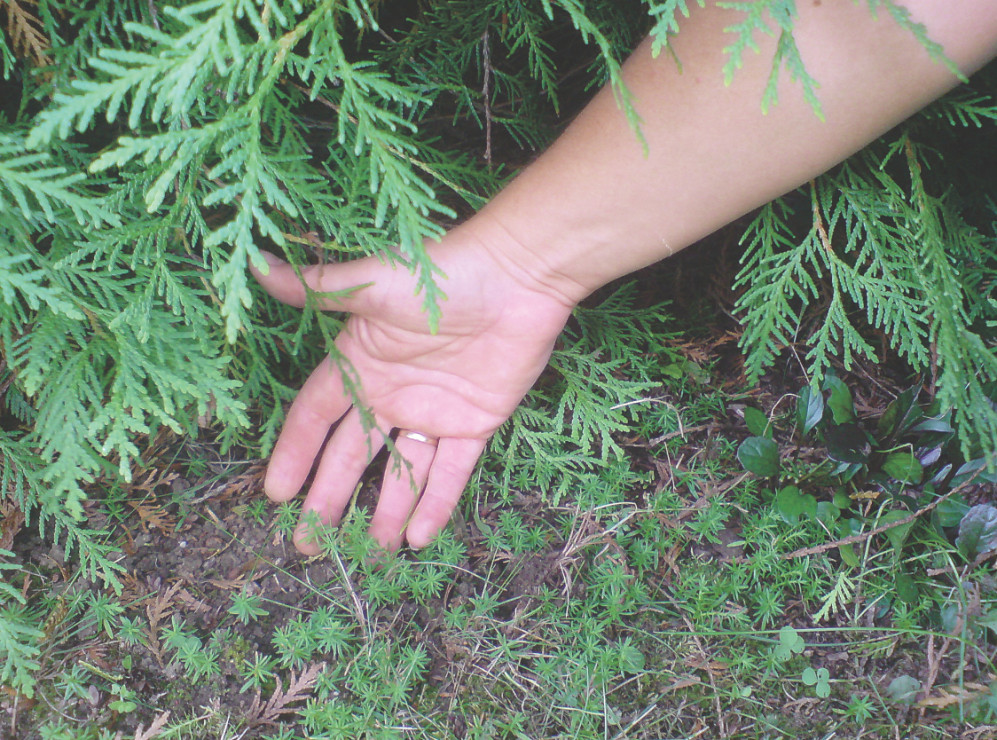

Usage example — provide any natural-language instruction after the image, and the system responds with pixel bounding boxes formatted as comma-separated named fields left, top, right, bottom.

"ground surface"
left=4, top=248, right=997, bottom=739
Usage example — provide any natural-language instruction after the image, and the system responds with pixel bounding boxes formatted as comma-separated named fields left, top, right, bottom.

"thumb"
left=251, top=250, right=379, bottom=313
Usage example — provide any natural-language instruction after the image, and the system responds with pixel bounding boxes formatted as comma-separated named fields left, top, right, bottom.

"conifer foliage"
left=735, top=86, right=997, bottom=457
left=0, top=0, right=995, bottom=696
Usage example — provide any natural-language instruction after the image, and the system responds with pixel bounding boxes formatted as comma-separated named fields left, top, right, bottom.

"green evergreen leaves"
left=647, top=1, right=704, bottom=57
left=491, top=284, right=670, bottom=500
left=718, top=0, right=822, bottom=117
left=0, top=133, right=115, bottom=228
left=736, top=83, right=997, bottom=457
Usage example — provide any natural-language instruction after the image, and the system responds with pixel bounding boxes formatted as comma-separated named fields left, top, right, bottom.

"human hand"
left=252, top=225, right=575, bottom=554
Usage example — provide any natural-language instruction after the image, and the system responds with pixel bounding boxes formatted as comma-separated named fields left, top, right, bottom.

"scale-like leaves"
left=647, top=0, right=705, bottom=56
left=0, top=133, right=117, bottom=226
left=737, top=121, right=997, bottom=456
left=717, top=0, right=822, bottom=117
left=490, top=284, right=664, bottom=502
left=0, top=253, right=82, bottom=320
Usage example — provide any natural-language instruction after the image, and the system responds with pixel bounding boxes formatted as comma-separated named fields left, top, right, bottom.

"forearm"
left=471, top=1, right=997, bottom=304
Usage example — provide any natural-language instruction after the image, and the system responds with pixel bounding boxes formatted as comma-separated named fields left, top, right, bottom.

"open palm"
left=253, top=228, right=574, bottom=553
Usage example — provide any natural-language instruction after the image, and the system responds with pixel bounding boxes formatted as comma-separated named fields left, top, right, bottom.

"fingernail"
left=260, top=250, right=284, bottom=266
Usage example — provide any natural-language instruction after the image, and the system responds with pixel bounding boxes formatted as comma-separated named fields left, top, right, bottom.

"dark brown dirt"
left=1, top=432, right=585, bottom=738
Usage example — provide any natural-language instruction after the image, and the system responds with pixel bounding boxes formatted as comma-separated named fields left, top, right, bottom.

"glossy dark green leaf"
left=935, top=493, right=969, bottom=528
left=953, top=458, right=997, bottom=487
left=832, top=489, right=852, bottom=510
left=910, top=417, right=954, bottom=435
left=796, top=385, right=824, bottom=436
left=929, top=462, right=953, bottom=487
left=775, top=485, right=817, bottom=523
left=876, top=388, right=921, bottom=439
left=838, top=543, right=859, bottom=568
left=743, top=407, right=770, bottom=438
left=832, top=461, right=864, bottom=482
left=823, top=375, right=855, bottom=424
left=956, top=504, right=997, bottom=559
left=878, top=510, right=913, bottom=553
left=737, top=436, right=780, bottom=477
left=824, top=423, right=870, bottom=464
left=816, top=500, right=840, bottom=525
left=881, top=451, right=922, bottom=484
left=839, top=517, right=865, bottom=537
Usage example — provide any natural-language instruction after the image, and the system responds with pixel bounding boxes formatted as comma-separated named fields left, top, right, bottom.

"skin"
left=252, top=1, right=997, bottom=555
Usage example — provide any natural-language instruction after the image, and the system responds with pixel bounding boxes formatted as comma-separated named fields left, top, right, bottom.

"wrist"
left=464, top=210, right=597, bottom=309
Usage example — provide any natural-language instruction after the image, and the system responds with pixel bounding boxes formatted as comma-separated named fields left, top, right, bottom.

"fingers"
left=265, top=355, right=352, bottom=503
left=269, top=339, right=486, bottom=554
left=251, top=250, right=378, bottom=313
left=405, top=438, right=486, bottom=549
left=293, top=408, right=387, bottom=555
left=289, top=429, right=484, bottom=554
left=367, top=434, right=438, bottom=552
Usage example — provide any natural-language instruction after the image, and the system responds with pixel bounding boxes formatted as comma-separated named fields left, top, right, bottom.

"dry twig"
left=783, top=469, right=983, bottom=560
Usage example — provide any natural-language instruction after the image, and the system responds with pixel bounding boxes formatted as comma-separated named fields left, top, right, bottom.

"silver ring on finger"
left=398, top=428, right=439, bottom=447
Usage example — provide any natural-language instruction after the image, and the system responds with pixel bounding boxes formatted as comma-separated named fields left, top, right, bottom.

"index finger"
left=251, top=251, right=378, bottom=314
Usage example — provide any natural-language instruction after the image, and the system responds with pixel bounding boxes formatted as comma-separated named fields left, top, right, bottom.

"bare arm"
left=475, top=0, right=997, bottom=304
